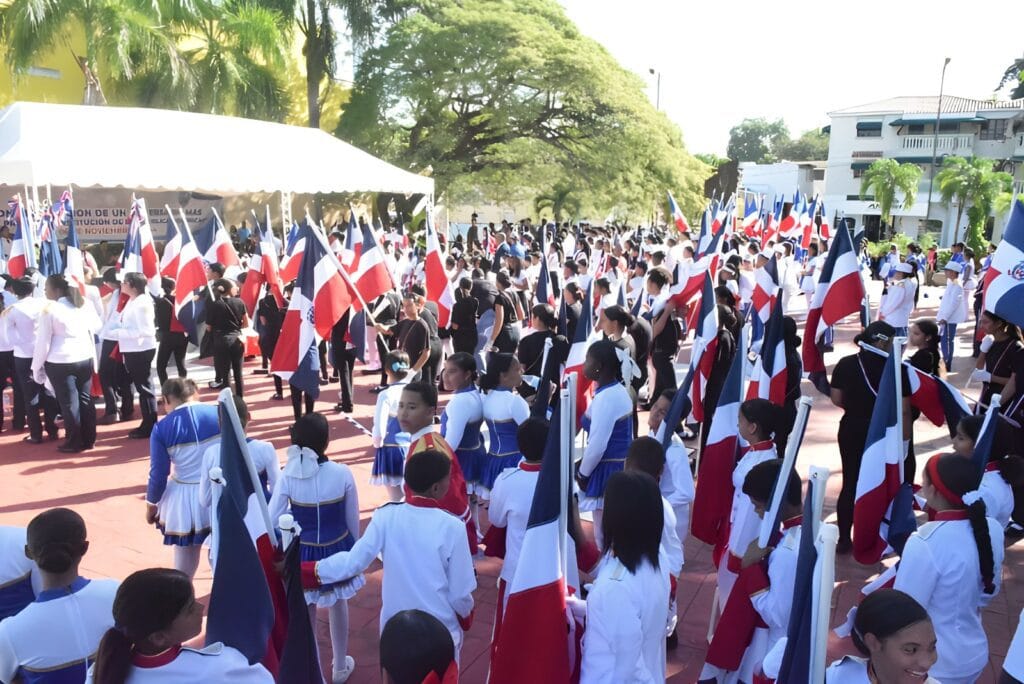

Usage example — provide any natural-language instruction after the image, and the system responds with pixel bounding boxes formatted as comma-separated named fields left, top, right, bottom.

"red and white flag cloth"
left=747, top=299, right=788, bottom=404
left=54, top=191, right=87, bottom=295
left=122, top=197, right=161, bottom=295
left=352, top=215, right=395, bottom=309
left=667, top=190, right=690, bottom=233
left=689, top=272, right=719, bottom=423
left=160, top=210, right=183, bottom=278
left=424, top=208, right=455, bottom=328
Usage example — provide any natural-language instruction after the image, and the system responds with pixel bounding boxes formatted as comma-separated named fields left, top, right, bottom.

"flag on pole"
left=779, top=192, right=801, bottom=239
left=982, top=199, right=1024, bottom=329
left=122, top=198, right=161, bottom=294
left=276, top=535, right=324, bottom=684
left=7, top=196, right=36, bottom=278
left=352, top=214, right=395, bottom=307
left=160, top=209, right=183, bottom=277
left=904, top=363, right=970, bottom=436
left=741, top=194, right=759, bottom=236
left=55, top=191, right=86, bottom=294
left=751, top=255, right=780, bottom=324
left=240, top=217, right=284, bottom=316
left=689, top=272, right=719, bottom=423
left=564, top=281, right=595, bottom=426
left=777, top=481, right=819, bottom=682
left=37, top=208, right=63, bottom=277
left=489, top=401, right=572, bottom=683
left=802, top=221, right=864, bottom=394
left=424, top=208, right=455, bottom=328
left=667, top=191, right=690, bottom=233
left=971, top=398, right=1002, bottom=477
left=747, top=300, right=788, bottom=404
left=340, top=211, right=360, bottom=270
left=818, top=200, right=831, bottom=240
left=194, top=212, right=242, bottom=274
left=800, top=196, right=817, bottom=249
left=173, top=212, right=211, bottom=342
left=279, top=222, right=305, bottom=283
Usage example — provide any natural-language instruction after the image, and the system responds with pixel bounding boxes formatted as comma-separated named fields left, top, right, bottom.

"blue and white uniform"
left=85, top=642, right=273, bottom=683
left=0, top=576, right=118, bottom=684
left=268, top=447, right=364, bottom=607
left=479, top=387, right=530, bottom=498
left=371, top=382, right=410, bottom=487
left=578, top=382, right=634, bottom=511
left=148, top=401, right=220, bottom=545
left=440, top=385, right=486, bottom=493
left=0, top=527, right=36, bottom=621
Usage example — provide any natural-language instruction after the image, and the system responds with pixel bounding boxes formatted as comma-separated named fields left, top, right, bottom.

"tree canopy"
left=336, top=0, right=708, bottom=218
left=936, top=156, right=1012, bottom=249
left=725, top=118, right=828, bottom=163
left=859, top=159, right=922, bottom=238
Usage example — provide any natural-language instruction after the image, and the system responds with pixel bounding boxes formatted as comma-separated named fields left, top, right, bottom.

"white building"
left=738, top=161, right=825, bottom=206
left=823, top=96, right=1024, bottom=246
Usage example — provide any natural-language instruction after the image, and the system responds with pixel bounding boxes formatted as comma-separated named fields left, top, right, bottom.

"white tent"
left=0, top=101, right=433, bottom=197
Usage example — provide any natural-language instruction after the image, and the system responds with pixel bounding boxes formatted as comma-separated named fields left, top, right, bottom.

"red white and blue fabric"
left=818, top=200, right=831, bottom=240
left=691, top=322, right=743, bottom=548
left=778, top=192, right=801, bottom=239
left=904, top=363, right=970, bottom=437
left=160, top=212, right=183, bottom=278
left=800, top=196, right=816, bottom=249
left=982, top=199, right=1024, bottom=329
left=689, top=272, right=719, bottom=423
left=670, top=223, right=723, bottom=311
left=802, top=221, right=864, bottom=394
left=279, top=222, right=305, bottom=283
left=742, top=194, right=760, bottom=237
left=424, top=211, right=455, bottom=328
left=340, top=212, right=361, bottom=270
left=173, top=215, right=210, bottom=341
left=352, top=215, right=394, bottom=309
left=668, top=190, right=690, bottom=233
left=752, top=255, right=780, bottom=323
left=193, top=214, right=242, bottom=273
left=122, top=198, right=161, bottom=293
left=6, top=196, right=36, bottom=278
left=776, top=483, right=819, bottom=682
left=205, top=396, right=285, bottom=674
left=489, top=401, right=574, bottom=683
left=240, top=220, right=285, bottom=317
left=54, top=192, right=87, bottom=294
left=565, top=281, right=596, bottom=427
left=747, top=300, right=788, bottom=404
left=852, top=350, right=905, bottom=564
left=709, top=197, right=733, bottom=238
left=37, top=207, right=63, bottom=277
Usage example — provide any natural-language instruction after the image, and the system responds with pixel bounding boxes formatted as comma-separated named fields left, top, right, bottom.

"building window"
left=980, top=119, right=1008, bottom=141
left=907, top=124, right=926, bottom=135
left=853, top=168, right=865, bottom=179
left=857, top=128, right=881, bottom=138
left=813, top=168, right=825, bottom=181
left=938, top=121, right=960, bottom=133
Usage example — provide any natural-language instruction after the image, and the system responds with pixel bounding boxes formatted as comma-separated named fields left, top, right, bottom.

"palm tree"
left=936, top=156, right=1013, bottom=246
left=535, top=185, right=581, bottom=223
left=0, top=0, right=189, bottom=105
left=860, top=159, right=922, bottom=239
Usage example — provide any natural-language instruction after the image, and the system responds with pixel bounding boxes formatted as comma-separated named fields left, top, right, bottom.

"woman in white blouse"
left=33, top=275, right=102, bottom=453
left=116, top=273, right=158, bottom=438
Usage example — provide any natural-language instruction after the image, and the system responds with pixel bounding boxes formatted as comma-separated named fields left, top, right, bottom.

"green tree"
left=0, top=0, right=189, bottom=105
left=695, top=152, right=728, bottom=169
left=338, top=0, right=707, bottom=218
left=859, top=159, right=922, bottom=238
left=726, top=118, right=789, bottom=163
left=936, top=156, right=1012, bottom=249
left=775, top=128, right=830, bottom=161
left=997, top=56, right=1024, bottom=99
left=534, top=184, right=581, bottom=223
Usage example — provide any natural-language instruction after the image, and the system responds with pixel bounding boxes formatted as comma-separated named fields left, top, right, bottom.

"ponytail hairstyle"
left=851, top=589, right=931, bottom=657
left=445, top=351, right=477, bottom=383
left=478, top=353, right=517, bottom=392
left=924, top=454, right=996, bottom=594
left=531, top=304, right=557, bottom=330
left=380, top=610, right=455, bottom=684
left=92, top=569, right=194, bottom=684
left=585, top=339, right=623, bottom=384
left=912, top=319, right=944, bottom=376
left=122, top=272, right=147, bottom=296
left=602, top=305, right=634, bottom=333
left=739, top=398, right=784, bottom=443
left=45, top=274, right=84, bottom=308
left=211, top=278, right=235, bottom=299
left=383, top=350, right=411, bottom=379
left=955, top=414, right=1024, bottom=488
left=290, top=412, right=330, bottom=464
left=26, top=507, right=88, bottom=574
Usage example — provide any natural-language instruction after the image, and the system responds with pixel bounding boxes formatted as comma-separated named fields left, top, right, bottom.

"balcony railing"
left=900, top=134, right=974, bottom=155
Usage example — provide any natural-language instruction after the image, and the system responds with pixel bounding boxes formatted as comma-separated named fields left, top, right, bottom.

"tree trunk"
left=953, top=203, right=965, bottom=245
left=305, top=0, right=321, bottom=130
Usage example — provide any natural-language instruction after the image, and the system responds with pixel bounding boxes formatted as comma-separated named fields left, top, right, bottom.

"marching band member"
left=0, top=526, right=36, bottom=620
left=198, top=394, right=278, bottom=509
left=950, top=414, right=1021, bottom=530
left=439, top=353, right=486, bottom=527
left=877, top=263, right=917, bottom=337
left=477, top=354, right=529, bottom=500
left=370, top=351, right=412, bottom=502
left=936, top=262, right=968, bottom=371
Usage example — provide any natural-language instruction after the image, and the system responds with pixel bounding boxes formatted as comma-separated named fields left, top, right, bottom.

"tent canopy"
left=0, top=101, right=433, bottom=197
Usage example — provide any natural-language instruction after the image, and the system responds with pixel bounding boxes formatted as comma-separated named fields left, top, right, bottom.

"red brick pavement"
left=0, top=306, right=1020, bottom=683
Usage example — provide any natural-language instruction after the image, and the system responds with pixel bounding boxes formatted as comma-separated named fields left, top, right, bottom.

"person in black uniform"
left=486, top=272, right=521, bottom=358
left=470, top=263, right=499, bottom=371
left=205, top=278, right=248, bottom=396
left=154, top=277, right=189, bottom=387
left=410, top=284, right=442, bottom=388
left=370, top=290, right=402, bottom=393
left=395, top=291, right=432, bottom=382
left=331, top=310, right=356, bottom=413
left=562, top=282, right=582, bottom=342
left=830, top=321, right=912, bottom=554
left=450, top=278, right=478, bottom=356
left=517, top=304, right=556, bottom=399
left=257, top=287, right=285, bottom=399
left=647, top=267, right=679, bottom=406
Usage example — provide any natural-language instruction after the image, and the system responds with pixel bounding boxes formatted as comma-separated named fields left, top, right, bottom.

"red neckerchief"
left=782, top=515, right=803, bottom=530
left=933, top=509, right=969, bottom=521
left=985, top=461, right=999, bottom=473
left=421, top=661, right=459, bottom=684
left=407, top=495, right=443, bottom=509
left=132, top=645, right=182, bottom=668
left=519, top=462, right=541, bottom=472
left=748, top=440, right=774, bottom=452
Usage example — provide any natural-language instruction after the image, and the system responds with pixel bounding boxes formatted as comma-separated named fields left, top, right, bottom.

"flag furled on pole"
left=667, top=191, right=690, bottom=233
left=55, top=191, right=86, bottom=294
left=777, top=482, right=819, bottom=682
left=37, top=207, right=62, bottom=277
left=747, top=300, right=788, bottom=404
left=160, top=209, right=183, bottom=277
left=689, top=272, right=719, bottom=423
left=7, top=196, right=36, bottom=278
left=173, top=212, right=212, bottom=342
left=424, top=208, right=455, bottom=328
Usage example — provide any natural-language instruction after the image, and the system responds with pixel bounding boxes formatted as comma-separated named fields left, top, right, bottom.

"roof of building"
left=829, top=95, right=1024, bottom=116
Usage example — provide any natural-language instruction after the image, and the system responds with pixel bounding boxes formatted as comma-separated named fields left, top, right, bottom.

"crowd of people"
left=0, top=212, right=1022, bottom=684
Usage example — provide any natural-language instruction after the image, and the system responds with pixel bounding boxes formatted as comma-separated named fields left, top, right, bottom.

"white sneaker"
left=332, top=656, right=355, bottom=684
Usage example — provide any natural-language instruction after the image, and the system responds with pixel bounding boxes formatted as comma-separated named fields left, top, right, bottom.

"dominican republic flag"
left=564, top=280, right=596, bottom=426
left=904, top=363, right=970, bottom=437
left=747, top=300, right=788, bottom=404
left=536, top=250, right=556, bottom=307
left=277, top=535, right=324, bottom=684
left=279, top=222, right=305, bottom=283
left=853, top=349, right=912, bottom=565
left=762, top=196, right=782, bottom=245
left=777, top=480, right=819, bottom=682
left=658, top=365, right=694, bottom=454
left=708, top=196, right=734, bottom=238
left=489, top=400, right=573, bottom=683
left=271, top=225, right=356, bottom=398
left=752, top=255, right=780, bottom=323
left=240, top=218, right=285, bottom=317
left=424, top=209, right=455, bottom=328
left=55, top=192, right=86, bottom=294
left=206, top=392, right=284, bottom=673
left=972, top=398, right=1002, bottom=477
left=742, top=194, right=760, bottom=237
left=689, top=272, right=719, bottom=423
left=800, top=196, right=817, bottom=249
left=194, top=213, right=242, bottom=276
left=668, top=190, right=690, bottom=233
left=6, top=196, right=36, bottom=278
left=160, top=210, right=183, bottom=277
left=818, top=200, right=831, bottom=240
left=37, top=208, right=62, bottom=277
left=778, top=192, right=800, bottom=239
left=173, top=213, right=211, bottom=342
left=670, top=219, right=724, bottom=310
left=352, top=214, right=394, bottom=307
left=982, top=199, right=1024, bottom=329
left=340, top=211, right=360, bottom=270
left=691, top=323, right=743, bottom=548
left=802, top=220, right=863, bottom=394
left=122, top=198, right=161, bottom=294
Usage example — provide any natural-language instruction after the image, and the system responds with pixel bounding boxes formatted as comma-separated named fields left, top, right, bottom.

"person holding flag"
left=950, top=414, right=1021, bottom=530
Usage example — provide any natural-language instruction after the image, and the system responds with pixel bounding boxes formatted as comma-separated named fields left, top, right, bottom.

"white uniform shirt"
left=750, top=524, right=800, bottom=650
left=371, top=382, right=408, bottom=449
left=824, top=655, right=940, bottom=683
left=660, top=498, right=683, bottom=577
left=580, top=554, right=670, bottom=684
left=116, top=294, right=158, bottom=353
left=0, top=527, right=37, bottom=619
left=32, top=297, right=100, bottom=373
left=980, top=468, right=1014, bottom=529
left=893, top=515, right=1005, bottom=680
left=878, top=279, right=916, bottom=328
left=314, top=500, right=476, bottom=652
left=3, top=297, right=45, bottom=359
left=487, top=462, right=540, bottom=584
left=85, top=643, right=273, bottom=683
left=936, top=280, right=967, bottom=324
left=579, top=382, right=633, bottom=478
left=653, top=426, right=693, bottom=554
left=0, top=577, right=119, bottom=683
left=1004, top=608, right=1024, bottom=682
left=199, top=438, right=280, bottom=509
left=99, top=292, right=124, bottom=342
left=738, top=271, right=755, bottom=306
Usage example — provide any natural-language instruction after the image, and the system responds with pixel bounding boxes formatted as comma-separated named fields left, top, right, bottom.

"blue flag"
left=778, top=479, right=818, bottom=682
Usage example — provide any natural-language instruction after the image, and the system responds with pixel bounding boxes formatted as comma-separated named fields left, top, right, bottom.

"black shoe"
left=318, top=377, right=330, bottom=386
left=369, top=385, right=387, bottom=394
left=334, top=403, right=353, bottom=414
left=23, top=435, right=43, bottom=444
left=666, top=627, right=678, bottom=651
left=835, top=538, right=853, bottom=555
left=253, top=369, right=268, bottom=375
left=128, top=428, right=151, bottom=439
left=208, top=383, right=228, bottom=391
left=99, top=413, right=120, bottom=425
left=271, top=392, right=284, bottom=400
left=58, top=444, right=83, bottom=453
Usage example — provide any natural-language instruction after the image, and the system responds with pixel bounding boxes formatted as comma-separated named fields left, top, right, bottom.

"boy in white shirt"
left=936, top=261, right=968, bottom=371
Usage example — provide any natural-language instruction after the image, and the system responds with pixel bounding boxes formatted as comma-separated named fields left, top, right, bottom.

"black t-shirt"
left=257, top=295, right=283, bottom=334
left=494, top=291, right=517, bottom=328
left=908, top=347, right=941, bottom=375
left=470, top=279, right=498, bottom=314
left=830, top=350, right=911, bottom=427
left=154, top=294, right=175, bottom=333
left=396, top=317, right=430, bottom=361
left=207, top=296, right=246, bottom=336
left=518, top=330, right=553, bottom=377
left=565, top=302, right=581, bottom=341
left=451, top=296, right=478, bottom=331
left=630, top=317, right=652, bottom=364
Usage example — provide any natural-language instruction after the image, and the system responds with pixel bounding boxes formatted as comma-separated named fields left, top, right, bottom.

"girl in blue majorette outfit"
left=370, top=351, right=412, bottom=502
left=268, top=413, right=362, bottom=684
left=478, top=353, right=530, bottom=500
left=440, top=352, right=487, bottom=530
left=575, top=339, right=635, bottom=547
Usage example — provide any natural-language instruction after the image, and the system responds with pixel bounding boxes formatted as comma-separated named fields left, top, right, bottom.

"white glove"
left=33, top=369, right=47, bottom=386
left=565, top=595, right=588, bottom=623
left=971, top=368, right=992, bottom=383
left=980, top=335, right=995, bottom=353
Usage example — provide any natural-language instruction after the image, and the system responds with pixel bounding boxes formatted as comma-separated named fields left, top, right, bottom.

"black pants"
left=123, top=349, right=157, bottom=432
left=45, top=359, right=96, bottom=449
left=377, top=335, right=394, bottom=387
left=156, top=332, right=188, bottom=386
left=335, top=348, right=356, bottom=409
left=318, top=341, right=329, bottom=381
left=291, top=387, right=315, bottom=421
left=651, top=350, right=677, bottom=405
left=213, top=334, right=244, bottom=396
left=259, top=335, right=283, bottom=395
left=99, top=339, right=133, bottom=417
left=13, top=356, right=57, bottom=440
left=837, top=421, right=868, bottom=543
left=0, top=350, right=24, bottom=430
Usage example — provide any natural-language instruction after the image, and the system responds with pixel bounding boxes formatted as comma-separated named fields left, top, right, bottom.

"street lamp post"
left=924, top=57, right=951, bottom=240
left=648, top=67, right=661, bottom=111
